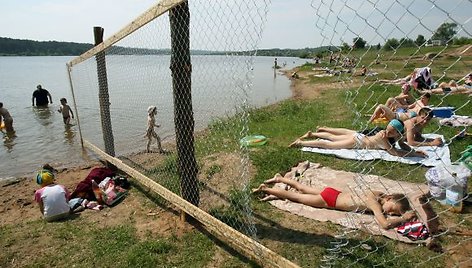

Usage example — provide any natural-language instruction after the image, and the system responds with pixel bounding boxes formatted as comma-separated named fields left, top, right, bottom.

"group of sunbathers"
left=379, top=67, right=472, bottom=96
left=254, top=67, right=449, bottom=234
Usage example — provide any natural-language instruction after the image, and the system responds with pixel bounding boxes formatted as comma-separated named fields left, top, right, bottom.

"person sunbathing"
left=252, top=175, right=417, bottom=230
left=369, top=104, right=417, bottom=123
left=385, top=83, right=415, bottom=111
left=407, top=92, right=431, bottom=114
left=404, top=107, right=443, bottom=147
left=464, top=73, right=472, bottom=87
left=289, top=119, right=427, bottom=158
left=418, top=79, right=472, bottom=95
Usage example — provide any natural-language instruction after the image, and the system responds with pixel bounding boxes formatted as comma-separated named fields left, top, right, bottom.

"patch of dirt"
left=450, top=45, right=472, bottom=56
left=0, top=162, right=195, bottom=238
left=198, top=152, right=255, bottom=211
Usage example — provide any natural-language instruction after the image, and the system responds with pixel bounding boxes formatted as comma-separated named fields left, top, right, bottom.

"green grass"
left=0, top=191, right=235, bottom=268
left=2, top=45, right=470, bottom=267
left=191, top=45, right=472, bottom=266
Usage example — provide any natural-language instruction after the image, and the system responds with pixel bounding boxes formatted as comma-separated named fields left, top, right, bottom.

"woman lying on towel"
left=289, top=119, right=427, bottom=158
left=252, top=175, right=417, bottom=230
left=417, top=79, right=472, bottom=95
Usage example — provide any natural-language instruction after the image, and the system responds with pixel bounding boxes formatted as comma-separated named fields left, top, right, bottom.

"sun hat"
left=389, top=119, right=404, bottom=134
left=147, top=106, right=157, bottom=115
left=36, top=169, right=55, bottom=186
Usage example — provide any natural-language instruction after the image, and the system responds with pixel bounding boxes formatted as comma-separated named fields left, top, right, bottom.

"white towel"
left=301, top=134, right=450, bottom=167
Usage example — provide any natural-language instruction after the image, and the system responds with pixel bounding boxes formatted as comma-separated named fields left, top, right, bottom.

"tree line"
left=0, top=37, right=93, bottom=56
left=346, top=22, right=471, bottom=52
left=1, top=22, right=470, bottom=57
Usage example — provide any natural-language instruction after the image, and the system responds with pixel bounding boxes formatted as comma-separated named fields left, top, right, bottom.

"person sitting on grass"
left=403, top=107, right=443, bottom=147
left=34, top=164, right=71, bottom=222
left=369, top=104, right=417, bottom=123
left=407, top=92, right=431, bottom=114
left=289, top=119, right=427, bottom=158
left=385, top=83, right=415, bottom=111
left=252, top=174, right=417, bottom=230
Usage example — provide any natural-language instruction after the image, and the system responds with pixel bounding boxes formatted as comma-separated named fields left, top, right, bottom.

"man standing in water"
left=32, top=85, right=53, bottom=107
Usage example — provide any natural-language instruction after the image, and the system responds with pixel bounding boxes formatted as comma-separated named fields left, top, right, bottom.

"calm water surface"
left=0, top=56, right=308, bottom=178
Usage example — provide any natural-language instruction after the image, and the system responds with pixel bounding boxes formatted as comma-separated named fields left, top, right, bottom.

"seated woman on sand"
left=252, top=175, right=417, bottom=230
left=289, top=119, right=427, bottom=158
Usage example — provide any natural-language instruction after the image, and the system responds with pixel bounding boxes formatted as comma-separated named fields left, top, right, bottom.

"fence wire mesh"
left=68, top=0, right=471, bottom=267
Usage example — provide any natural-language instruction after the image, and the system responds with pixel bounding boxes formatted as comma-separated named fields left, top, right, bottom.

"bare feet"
left=260, top=195, right=279, bottom=202
left=289, top=139, right=302, bottom=148
left=264, top=174, right=282, bottom=184
left=300, top=131, right=314, bottom=140
left=316, top=126, right=328, bottom=132
left=251, top=183, right=267, bottom=194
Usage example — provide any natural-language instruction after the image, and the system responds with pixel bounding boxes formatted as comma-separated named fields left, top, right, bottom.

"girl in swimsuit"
left=252, top=174, right=416, bottom=230
left=385, top=83, right=415, bottom=111
left=289, top=120, right=427, bottom=158
left=369, top=104, right=417, bottom=123
left=145, top=106, right=163, bottom=153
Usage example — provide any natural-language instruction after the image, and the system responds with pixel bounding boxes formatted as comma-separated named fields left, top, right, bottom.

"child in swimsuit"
left=252, top=174, right=417, bottom=230
left=145, top=106, right=163, bottom=153
left=58, top=98, right=74, bottom=125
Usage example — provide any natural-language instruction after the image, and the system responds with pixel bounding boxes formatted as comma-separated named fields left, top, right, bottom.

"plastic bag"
left=425, top=163, right=470, bottom=202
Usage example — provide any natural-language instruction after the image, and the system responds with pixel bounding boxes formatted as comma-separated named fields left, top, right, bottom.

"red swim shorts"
left=320, top=187, right=342, bottom=208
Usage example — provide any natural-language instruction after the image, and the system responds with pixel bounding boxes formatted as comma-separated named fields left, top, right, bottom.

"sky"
left=0, top=0, right=470, bottom=50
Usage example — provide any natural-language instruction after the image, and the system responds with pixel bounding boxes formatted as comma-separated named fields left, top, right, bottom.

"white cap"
left=147, top=106, right=157, bottom=114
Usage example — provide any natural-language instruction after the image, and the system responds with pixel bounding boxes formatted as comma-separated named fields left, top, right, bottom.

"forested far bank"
left=0, top=37, right=93, bottom=56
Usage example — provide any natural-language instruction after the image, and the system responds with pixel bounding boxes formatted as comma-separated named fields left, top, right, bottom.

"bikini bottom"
left=320, top=187, right=342, bottom=208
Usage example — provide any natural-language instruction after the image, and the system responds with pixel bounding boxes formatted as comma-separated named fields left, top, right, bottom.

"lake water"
left=0, top=56, right=307, bottom=178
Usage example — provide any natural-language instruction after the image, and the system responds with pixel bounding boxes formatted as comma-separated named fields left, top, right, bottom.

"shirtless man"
left=289, top=119, right=427, bottom=158
left=404, top=107, right=443, bottom=147
left=32, top=85, right=53, bottom=107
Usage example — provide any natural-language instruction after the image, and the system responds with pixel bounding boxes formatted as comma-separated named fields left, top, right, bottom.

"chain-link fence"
left=68, top=0, right=471, bottom=266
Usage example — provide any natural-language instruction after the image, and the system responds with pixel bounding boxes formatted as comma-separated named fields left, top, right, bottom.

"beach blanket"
left=301, top=134, right=450, bottom=167
left=266, top=161, right=435, bottom=243
left=439, top=115, right=472, bottom=127
left=70, top=167, right=116, bottom=200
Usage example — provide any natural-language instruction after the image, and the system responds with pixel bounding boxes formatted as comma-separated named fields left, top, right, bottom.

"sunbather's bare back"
left=362, top=131, right=390, bottom=150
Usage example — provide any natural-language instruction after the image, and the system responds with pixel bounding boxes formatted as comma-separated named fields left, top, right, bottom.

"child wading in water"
left=58, top=98, right=74, bottom=125
left=146, top=106, right=163, bottom=153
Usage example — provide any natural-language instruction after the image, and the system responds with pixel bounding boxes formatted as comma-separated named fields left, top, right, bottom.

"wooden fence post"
left=94, top=26, right=115, bottom=157
left=169, top=2, right=199, bottom=211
